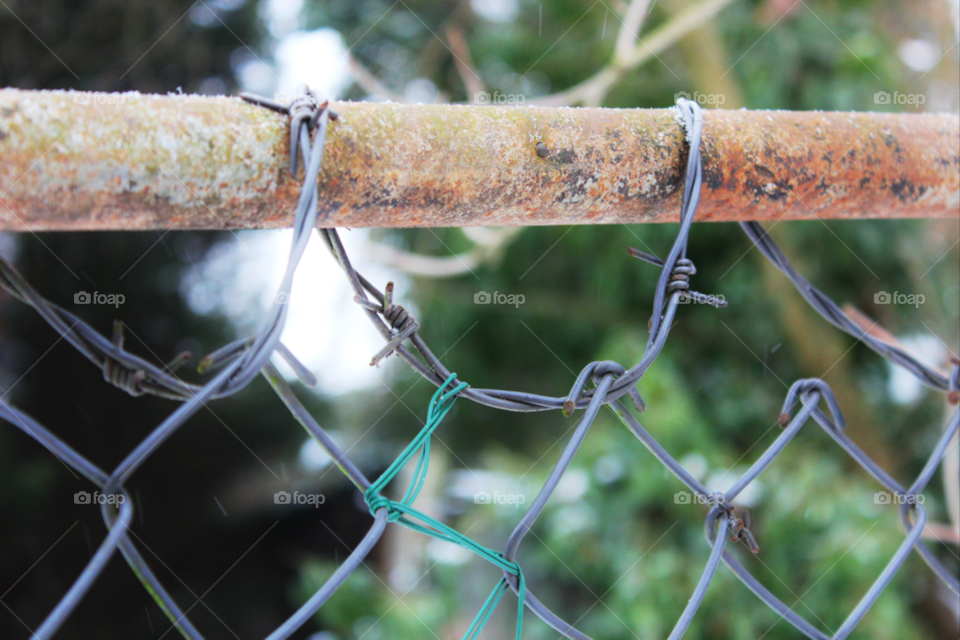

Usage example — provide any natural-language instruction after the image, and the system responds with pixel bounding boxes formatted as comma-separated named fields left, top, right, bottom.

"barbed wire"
left=0, top=91, right=956, bottom=639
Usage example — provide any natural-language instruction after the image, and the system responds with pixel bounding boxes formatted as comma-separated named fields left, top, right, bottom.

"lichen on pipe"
left=0, top=88, right=957, bottom=231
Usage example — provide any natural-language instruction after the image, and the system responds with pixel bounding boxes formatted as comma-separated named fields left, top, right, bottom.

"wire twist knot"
left=667, top=257, right=696, bottom=294
left=627, top=248, right=727, bottom=308
left=101, top=359, right=148, bottom=397
left=561, top=360, right=646, bottom=416
left=355, top=282, right=422, bottom=367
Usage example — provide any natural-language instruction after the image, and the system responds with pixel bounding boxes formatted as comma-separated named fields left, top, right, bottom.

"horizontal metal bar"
left=0, top=88, right=957, bottom=230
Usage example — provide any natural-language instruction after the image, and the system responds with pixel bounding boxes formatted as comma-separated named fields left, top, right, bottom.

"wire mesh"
left=0, top=90, right=957, bottom=639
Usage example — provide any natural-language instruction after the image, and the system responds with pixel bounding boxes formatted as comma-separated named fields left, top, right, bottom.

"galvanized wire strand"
left=312, top=105, right=953, bottom=417
left=0, top=90, right=957, bottom=640
left=667, top=512, right=729, bottom=640
left=303, top=95, right=960, bottom=638
left=314, top=103, right=708, bottom=413
left=262, top=363, right=369, bottom=492
left=0, top=86, right=338, bottom=639
left=901, top=409, right=960, bottom=593
left=497, top=367, right=618, bottom=639
left=294, top=100, right=712, bottom=638
left=310, top=95, right=959, bottom=639
left=263, top=509, right=388, bottom=640
left=0, top=254, right=317, bottom=402
left=0, top=260, right=197, bottom=400
left=100, top=99, right=331, bottom=498
left=33, top=496, right=133, bottom=640
left=504, top=367, right=618, bottom=562
left=0, top=399, right=204, bottom=640
left=835, top=504, right=928, bottom=639
left=739, top=220, right=950, bottom=392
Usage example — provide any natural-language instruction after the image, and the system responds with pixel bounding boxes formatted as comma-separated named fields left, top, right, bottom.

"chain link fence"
left=0, top=91, right=957, bottom=639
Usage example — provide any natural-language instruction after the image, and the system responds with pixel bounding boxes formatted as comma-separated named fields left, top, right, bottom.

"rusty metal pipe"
left=0, top=89, right=957, bottom=230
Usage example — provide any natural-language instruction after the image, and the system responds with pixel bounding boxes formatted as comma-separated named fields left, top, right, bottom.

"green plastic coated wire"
left=363, top=373, right=527, bottom=640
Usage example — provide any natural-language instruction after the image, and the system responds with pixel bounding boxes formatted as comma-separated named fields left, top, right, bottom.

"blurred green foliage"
left=0, top=0, right=956, bottom=638
left=291, top=1, right=958, bottom=638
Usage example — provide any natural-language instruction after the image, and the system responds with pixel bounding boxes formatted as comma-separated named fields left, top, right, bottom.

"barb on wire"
left=0, top=89, right=956, bottom=640
left=0, top=259, right=196, bottom=400
left=0, top=82, right=338, bottom=640
left=627, top=246, right=728, bottom=307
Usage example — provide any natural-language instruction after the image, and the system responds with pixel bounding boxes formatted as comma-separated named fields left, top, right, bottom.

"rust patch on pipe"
left=0, top=89, right=957, bottom=230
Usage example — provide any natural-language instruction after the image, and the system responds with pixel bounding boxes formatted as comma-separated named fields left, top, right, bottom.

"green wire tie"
left=364, top=373, right=527, bottom=640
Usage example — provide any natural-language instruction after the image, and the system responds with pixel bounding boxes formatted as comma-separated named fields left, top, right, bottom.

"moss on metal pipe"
left=0, top=89, right=957, bottom=230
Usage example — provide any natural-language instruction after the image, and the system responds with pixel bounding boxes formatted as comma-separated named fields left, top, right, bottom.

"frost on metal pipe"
left=0, top=88, right=957, bottom=231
